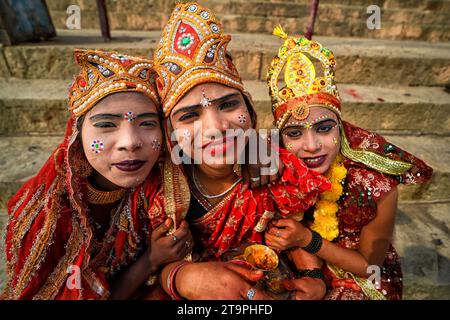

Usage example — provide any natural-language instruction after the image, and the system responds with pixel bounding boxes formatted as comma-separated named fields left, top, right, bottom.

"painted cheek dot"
left=91, top=139, right=104, bottom=154
left=152, top=139, right=161, bottom=151
left=182, top=130, right=191, bottom=141
left=238, top=114, right=247, bottom=123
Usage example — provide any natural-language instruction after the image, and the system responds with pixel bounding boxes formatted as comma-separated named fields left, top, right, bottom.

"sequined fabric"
left=321, top=123, right=433, bottom=300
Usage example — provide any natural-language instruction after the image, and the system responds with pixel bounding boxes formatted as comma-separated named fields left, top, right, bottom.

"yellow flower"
left=311, top=154, right=347, bottom=241
left=315, top=200, right=339, bottom=217
left=331, top=166, right=347, bottom=181
left=322, top=183, right=343, bottom=202
left=311, top=216, right=339, bottom=241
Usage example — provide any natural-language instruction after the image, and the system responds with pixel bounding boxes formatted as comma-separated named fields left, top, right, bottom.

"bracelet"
left=297, top=268, right=325, bottom=282
left=167, top=261, right=190, bottom=300
left=301, top=230, right=323, bottom=254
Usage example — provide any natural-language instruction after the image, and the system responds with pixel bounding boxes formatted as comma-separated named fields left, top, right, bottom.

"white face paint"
left=169, top=83, right=252, bottom=172
left=81, top=92, right=162, bottom=189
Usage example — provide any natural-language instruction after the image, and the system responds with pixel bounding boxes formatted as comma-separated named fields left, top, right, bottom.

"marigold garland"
left=311, top=154, right=347, bottom=241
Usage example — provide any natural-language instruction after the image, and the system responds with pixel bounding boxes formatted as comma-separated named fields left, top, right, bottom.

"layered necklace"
left=86, top=181, right=126, bottom=205
left=192, top=167, right=242, bottom=199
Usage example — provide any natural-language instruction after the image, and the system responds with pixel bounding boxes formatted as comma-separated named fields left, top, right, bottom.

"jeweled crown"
left=153, top=2, right=244, bottom=117
left=68, top=49, right=159, bottom=117
left=267, top=26, right=342, bottom=129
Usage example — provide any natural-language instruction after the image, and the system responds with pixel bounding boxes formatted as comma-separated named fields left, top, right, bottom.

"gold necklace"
left=192, top=167, right=241, bottom=199
left=86, top=182, right=126, bottom=205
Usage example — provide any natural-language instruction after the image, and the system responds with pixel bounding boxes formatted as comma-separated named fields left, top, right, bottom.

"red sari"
left=2, top=118, right=162, bottom=300
left=322, top=122, right=433, bottom=300
left=150, top=147, right=330, bottom=267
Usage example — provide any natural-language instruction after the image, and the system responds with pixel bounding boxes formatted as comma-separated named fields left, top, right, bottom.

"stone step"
left=385, top=135, right=450, bottom=203
left=0, top=132, right=447, bottom=207
left=394, top=202, right=450, bottom=299
left=293, top=0, right=450, bottom=10
left=1, top=79, right=449, bottom=136
left=45, top=0, right=450, bottom=41
left=1, top=29, right=449, bottom=87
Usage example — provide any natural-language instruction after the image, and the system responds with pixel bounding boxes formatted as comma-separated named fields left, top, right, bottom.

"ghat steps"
left=45, top=0, right=450, bottom=41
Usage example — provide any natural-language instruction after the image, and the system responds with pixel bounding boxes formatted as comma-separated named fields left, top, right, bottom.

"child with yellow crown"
left=2, top=49, right=193, bottom=300
left=264, top=26, right=433, bottom=300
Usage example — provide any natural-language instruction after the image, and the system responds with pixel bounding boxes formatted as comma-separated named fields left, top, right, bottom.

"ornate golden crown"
left=153, top=1, right=244, bottom=117
left=267, top=26, right=341, bottom=129
left=68, top=49, right=159, bottom=117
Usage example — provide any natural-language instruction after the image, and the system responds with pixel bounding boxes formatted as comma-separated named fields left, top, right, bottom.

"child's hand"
left=265, top=218, right=311, bottom=251
left=283, top=277, right=326, bottom=300
left=148, top=218, right=193, bottom=271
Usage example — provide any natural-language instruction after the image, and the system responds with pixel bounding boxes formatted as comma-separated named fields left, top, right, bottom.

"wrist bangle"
left=167, top=261, right=190, bottom=300
left=301, top=230, right=323, bottom=254
left=297, top=268, right=325, bottom=282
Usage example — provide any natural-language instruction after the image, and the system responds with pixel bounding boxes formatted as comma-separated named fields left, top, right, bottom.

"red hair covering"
left=2, top=49, right=163, bottom=300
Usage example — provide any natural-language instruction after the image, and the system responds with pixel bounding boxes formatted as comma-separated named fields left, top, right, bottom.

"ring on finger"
left=246, top=288, right=256, bottom=300
left=172, top=235, right=178, bottom=242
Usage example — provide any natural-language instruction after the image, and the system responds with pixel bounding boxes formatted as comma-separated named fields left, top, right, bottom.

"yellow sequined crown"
left=68, top=49, right=159, bottom=117
left=153, top=1, right=244, bottom=117
left=267, top=26, right=342, bottom=129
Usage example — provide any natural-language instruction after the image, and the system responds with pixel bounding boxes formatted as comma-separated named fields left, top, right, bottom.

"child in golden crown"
left=263, top=26, right=433, bottom=300
left=146, top=2, right=335, bottom=300
left=2, top=49, right=192, bottom=300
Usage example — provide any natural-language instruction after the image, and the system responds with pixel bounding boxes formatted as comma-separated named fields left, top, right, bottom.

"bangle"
left=301, top=230, right=323, bottom=254
left=167, top=261, right=190, bottom=300
left=297, top=268, right=325, bottom=282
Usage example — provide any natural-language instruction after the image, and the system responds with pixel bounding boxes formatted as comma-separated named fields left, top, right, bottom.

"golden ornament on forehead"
left=291, top=101, right=310, bottom=121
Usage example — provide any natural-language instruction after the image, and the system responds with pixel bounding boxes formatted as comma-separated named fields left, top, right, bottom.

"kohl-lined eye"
left=93, top=122, right=116, bottom=128
left=140, top=120, right=158, bottom=127
left=218, top=100, right=239, bottom=111
left=316, top=122, right=337, bottom=133
left=179, top=111, right=199, bottom=122
left=284, top=129, right=303, bottom=138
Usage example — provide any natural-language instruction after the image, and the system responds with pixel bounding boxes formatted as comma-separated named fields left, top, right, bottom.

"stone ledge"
left=395, top=202, right=450, bottom=299
left=1, top=79, right=449, bottom=135
left=1, top=29, right=449, bottom=86
left=45, top=0, right=450, bottom=41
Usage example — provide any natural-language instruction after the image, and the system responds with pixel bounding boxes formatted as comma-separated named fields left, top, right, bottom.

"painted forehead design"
left=285, top=115, right=337, bottom=129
